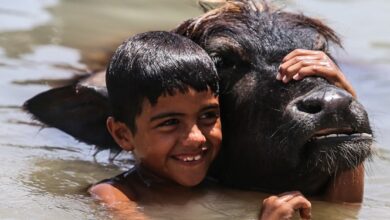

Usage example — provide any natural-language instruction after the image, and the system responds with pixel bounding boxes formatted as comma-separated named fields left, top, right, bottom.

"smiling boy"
left=89, top=31, right=223, bottom=218
left=122, top=89, right=221, bottom=187
left=89, top=31, right=312, bottom=219
left=102, top=30, right=221, bottom=188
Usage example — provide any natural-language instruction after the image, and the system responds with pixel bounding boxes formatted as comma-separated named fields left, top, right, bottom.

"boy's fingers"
left=280, top=60, right=316, bottom=82
left=278, top=191, right=301, bottom=196
left=282, top=49, right=323, bottom=62
left=278, top=53, right=331, bottom=81
left=277, top=191, right=302, bottom=201
left=297, top=65, right=338, bottom=81
left=277, top=58, right=303, bottom=80
left=262, top=195, right=279, bottom=205
left=299, top=207, right=312, bottom=220
left=287, top=196, right=312, bottom=219
left=280, top=55, right=322, bottom=70
left=260, top=192, right=312, bottom=220
left=280, top=59, right=332, bottom=83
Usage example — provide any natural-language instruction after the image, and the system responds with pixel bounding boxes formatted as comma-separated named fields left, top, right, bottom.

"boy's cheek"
left=213, top=128, right=222, bottom=142
left=209, top=125, right=222, bottom=152
left=213, top=120, right=223, bottom=139
left=134, top=137, right=176, bottom=156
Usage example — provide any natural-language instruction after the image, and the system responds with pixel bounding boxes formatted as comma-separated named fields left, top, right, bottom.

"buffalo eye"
left=212, top=54, right=235, bottom=70
left=210, top=50, right=246, bottom=72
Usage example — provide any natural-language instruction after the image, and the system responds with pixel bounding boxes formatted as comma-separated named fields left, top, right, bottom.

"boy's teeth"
left=186, top=156, right=194, bottom=162
left=201, top=146, right=208, bottom=151
left=194, top=155, right=202, bottom=161
left=179, top=154, right=203, bottom=162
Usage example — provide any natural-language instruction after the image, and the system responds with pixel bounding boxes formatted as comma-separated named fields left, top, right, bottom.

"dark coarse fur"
left=24, top=0, right=373, bottom=195
left=174, top=0, right=372, bottom=194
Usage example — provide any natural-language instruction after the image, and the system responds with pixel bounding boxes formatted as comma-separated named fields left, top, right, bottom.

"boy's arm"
left=277, top=49, right=357, bottom=98
left=89, top=183, right=148, bottom=220
left=259, top=191, right=311, bottom=220
left=323, top=164, right=364, bottom=203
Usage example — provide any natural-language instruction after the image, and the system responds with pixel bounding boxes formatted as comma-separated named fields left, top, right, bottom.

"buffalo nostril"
left=297, top=98, right=323, bottom=114
left=294, top=88, right=353, bottom=115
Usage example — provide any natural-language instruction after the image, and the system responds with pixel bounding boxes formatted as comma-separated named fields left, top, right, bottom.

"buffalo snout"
left=287, top=86, right=355, bottom=122
left=297, top=87, right=352, bottom=115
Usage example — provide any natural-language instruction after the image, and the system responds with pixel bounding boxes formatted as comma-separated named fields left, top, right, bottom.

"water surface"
left=1, top=0, right=389, bottom=219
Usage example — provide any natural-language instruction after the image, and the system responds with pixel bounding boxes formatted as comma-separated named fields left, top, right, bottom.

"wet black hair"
left=106, top=31, right=219, bottom=133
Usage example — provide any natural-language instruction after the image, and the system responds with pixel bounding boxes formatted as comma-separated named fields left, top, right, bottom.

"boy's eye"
left=199, top=111, right=220, bottom=125
left=156, top=118, right=179, bottom=128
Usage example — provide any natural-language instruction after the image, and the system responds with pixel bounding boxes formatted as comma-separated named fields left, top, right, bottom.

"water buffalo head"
left=174, top=0, right=373, bottom=194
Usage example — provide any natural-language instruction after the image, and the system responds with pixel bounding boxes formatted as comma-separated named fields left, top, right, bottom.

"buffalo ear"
left=23, top=85, right=121, bottom=154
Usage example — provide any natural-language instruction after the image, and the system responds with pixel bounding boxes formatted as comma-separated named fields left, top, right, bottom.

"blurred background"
left=0, top=0, right=389, bottom=219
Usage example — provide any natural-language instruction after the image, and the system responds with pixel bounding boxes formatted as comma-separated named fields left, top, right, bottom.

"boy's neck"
left=134, top=164, right=188, bottom=189
left=134, top=165, right=166, bottom=187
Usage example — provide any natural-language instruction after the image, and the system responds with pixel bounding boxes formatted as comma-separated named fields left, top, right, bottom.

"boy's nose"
left=182, top=125, right=207, bottom=148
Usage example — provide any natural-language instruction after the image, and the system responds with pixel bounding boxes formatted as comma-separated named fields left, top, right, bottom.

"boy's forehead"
left=153, top=88, right=217, bottom=103
left=141, top=89, right=219, bottom=114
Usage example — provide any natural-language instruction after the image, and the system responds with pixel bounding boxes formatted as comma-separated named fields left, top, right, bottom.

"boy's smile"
left=108, top=88, right=222, bottom=187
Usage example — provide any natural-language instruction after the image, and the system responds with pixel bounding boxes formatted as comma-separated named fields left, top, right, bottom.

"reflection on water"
left=0, top=0, right=58, bottom=32
left=0, top=0, right=201, bottom=70
left=24, top=158, right=122, bottom=196
left=1, top=0, right=390, bottom=219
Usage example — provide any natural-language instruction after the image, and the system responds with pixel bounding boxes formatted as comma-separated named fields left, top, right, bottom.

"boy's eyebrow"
left=150, top=112, right=184, bottom=122
left=200, top=103, right=220, bottom=112
left=150, top=104, right=220, bottom=122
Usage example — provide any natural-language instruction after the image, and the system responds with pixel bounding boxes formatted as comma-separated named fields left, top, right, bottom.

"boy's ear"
left=106, top=117, right=135, bottom=151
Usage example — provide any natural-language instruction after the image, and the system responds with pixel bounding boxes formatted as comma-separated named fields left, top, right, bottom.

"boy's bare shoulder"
left=89, top=170, right=139, bottom=206
left=89, top=183, right=132, bottom=205
left=89, top=181, right=148, bottom=219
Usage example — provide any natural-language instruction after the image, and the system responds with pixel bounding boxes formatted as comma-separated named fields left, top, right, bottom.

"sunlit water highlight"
left=0, top=0, right=389, bottom=219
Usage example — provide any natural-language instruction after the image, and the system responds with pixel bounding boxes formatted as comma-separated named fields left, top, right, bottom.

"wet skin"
left=105, top=88, right=221, bottom=187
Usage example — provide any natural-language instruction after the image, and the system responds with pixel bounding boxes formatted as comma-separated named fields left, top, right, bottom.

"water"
left=0, top=0, right=389, bottom=219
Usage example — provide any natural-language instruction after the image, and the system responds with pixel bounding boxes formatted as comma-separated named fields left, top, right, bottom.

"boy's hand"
left=277, top=49, right=356, bottom=98
left=259, top=191, right=311, bottom=220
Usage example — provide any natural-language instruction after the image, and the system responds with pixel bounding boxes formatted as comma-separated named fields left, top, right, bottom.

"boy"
left=89, top=31, right=353, bottom=219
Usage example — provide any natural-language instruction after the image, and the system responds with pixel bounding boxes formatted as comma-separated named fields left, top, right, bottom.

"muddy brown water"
left=0, top=0, right=389, bottom=219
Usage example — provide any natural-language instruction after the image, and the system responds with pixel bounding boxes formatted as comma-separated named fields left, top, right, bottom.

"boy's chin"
left=174, top=172, right=207, bottom=187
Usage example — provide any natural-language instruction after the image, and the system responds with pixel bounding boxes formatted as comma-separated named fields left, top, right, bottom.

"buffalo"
left=24, top=0, right=373, bottom=199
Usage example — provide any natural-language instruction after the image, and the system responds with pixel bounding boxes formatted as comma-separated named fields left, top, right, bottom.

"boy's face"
left=109, top=88, right=222, bottom=187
